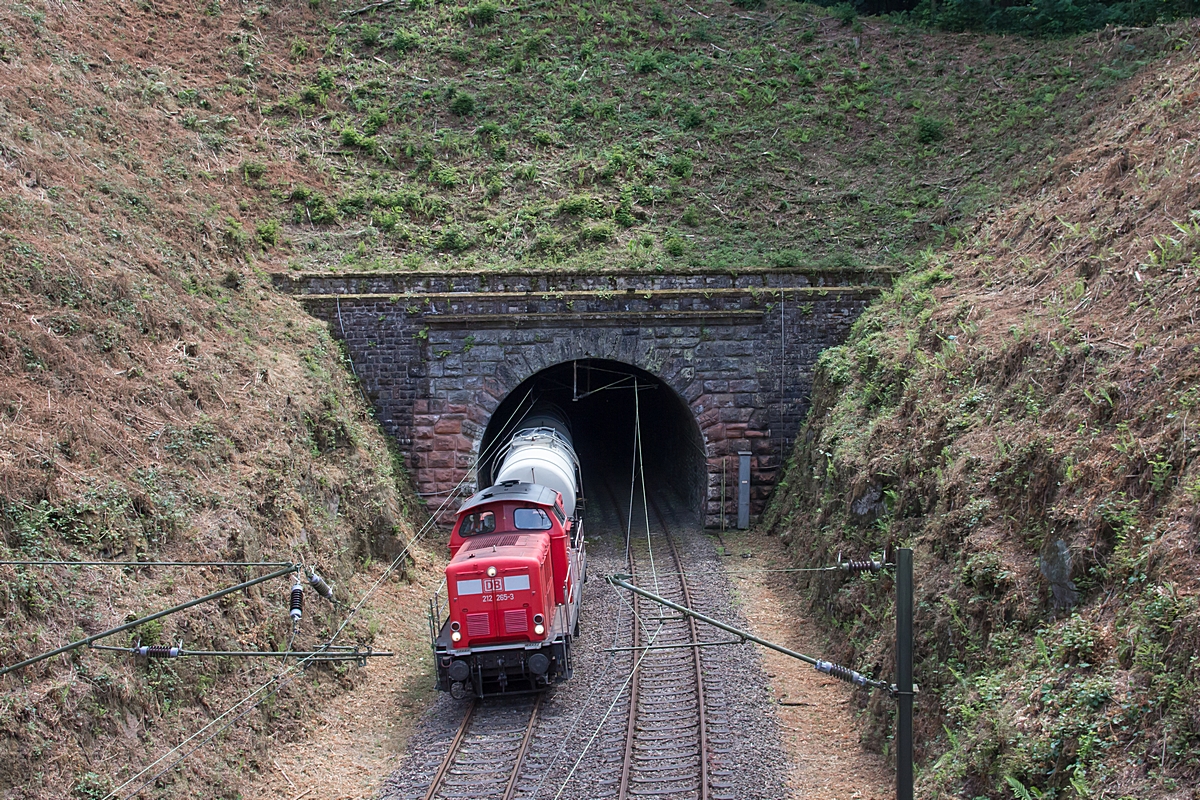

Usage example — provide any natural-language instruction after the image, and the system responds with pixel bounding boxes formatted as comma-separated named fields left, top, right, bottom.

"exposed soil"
left=722, top=529, right=892, bottom=800
left=238, top=538, right=448, bottom=800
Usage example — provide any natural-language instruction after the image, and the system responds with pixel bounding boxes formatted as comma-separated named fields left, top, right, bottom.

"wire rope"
left=629, top=376, right=659, bottom=598
left=549, top=605, right=668, bottom=800
left=101, top=391, right=540, bottom=799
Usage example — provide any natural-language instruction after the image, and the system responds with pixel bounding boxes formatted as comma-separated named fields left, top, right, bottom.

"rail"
left=421, top=695, right=543, bottom=800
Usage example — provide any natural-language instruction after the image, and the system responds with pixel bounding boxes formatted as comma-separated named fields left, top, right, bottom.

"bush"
left=255, top=219, right=280, bottom=248
left=391, top=30, right=421, bottom=53
left=678, top=106, right=704, bottom=129
left=580, top=223, right=615, bottom=243
left=449, top=92, right=476, bottom=116
left=630, top=51, right=660, bottom=74
left=911, top=0, right=1199, bottom=36
left=916, top=115, right=947, bottom=144
left=467, top=1, right=498, bottom=24
left=831, top=2, right=857, bottom=26
left=558, top=194, right=602, bottom=217
left=615, top=188, right=637, bottom=228
left=340, top=127, right=376, bottom=151
left=73, top=772, right=111, bottom=800
left=363, top=110, right=388, bottom=135
left=222, top=217, right=248, bottom=252
left=359, top=23, right=381, bottom=48
left=431, top=166, right=459, bottom=188
left=289, top=187, right=338, bottom=225
left=240, top=160, right=267, bottom=183
left=437, top=228, right=471, bottom=252
left=667, top=155, right=693, bottom=179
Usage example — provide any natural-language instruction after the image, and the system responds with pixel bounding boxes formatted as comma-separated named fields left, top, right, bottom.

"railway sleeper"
left=630, top=760, right=702, bottom=773
left=629, top=784, right=702, bottom=795
left=445, top=763, right=516, bottom=776
left=631, top=730, right=699, bottom=742
left=636, top=705, right=697, bottom=715
left=632, top=683, right=696, bottom=695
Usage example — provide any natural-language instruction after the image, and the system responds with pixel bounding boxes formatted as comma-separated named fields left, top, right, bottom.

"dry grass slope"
left=0, top=1, right=420, bottom=798
left=766, top=25, right=1200, bottom=800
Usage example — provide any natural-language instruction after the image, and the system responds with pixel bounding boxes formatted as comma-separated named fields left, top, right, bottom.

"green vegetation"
left=263, top=1, right=1176, bottom=274
left=909, top=0, right=1200, bottom=37
left=764, top=63, right=1200, bottom=795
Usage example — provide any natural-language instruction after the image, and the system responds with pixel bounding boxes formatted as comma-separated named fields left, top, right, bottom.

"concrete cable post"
left=896, top=548, right=914, bottom=800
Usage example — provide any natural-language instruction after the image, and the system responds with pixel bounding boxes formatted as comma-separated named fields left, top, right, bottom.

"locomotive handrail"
left=428, top=578, right=449, bottom=644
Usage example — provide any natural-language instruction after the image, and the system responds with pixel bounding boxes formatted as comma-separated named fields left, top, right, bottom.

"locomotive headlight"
left=451, top=631, right=462, bottom=642
left=486, top=566, right=497, bottom=578
left=534, top=624, right=545, bottom=635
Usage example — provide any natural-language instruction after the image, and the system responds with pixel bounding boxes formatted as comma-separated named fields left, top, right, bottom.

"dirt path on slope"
left=720, top=530, right=892, bottom=800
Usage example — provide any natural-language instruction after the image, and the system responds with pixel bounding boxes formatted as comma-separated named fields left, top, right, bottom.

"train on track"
left=428, top=407, right=586, bottom=698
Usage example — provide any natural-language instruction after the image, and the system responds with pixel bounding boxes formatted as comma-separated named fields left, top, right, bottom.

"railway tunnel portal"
left=274, top=267, right=891, bottom=527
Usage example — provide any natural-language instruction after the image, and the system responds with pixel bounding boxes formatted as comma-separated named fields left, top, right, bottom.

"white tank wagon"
left=494, top=408, right=580, bottom=517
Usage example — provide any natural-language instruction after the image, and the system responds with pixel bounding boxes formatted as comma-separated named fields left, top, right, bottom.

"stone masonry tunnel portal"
left=273, top=267, right=891, bottom=526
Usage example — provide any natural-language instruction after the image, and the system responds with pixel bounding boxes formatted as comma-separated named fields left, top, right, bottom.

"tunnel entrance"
left=478, top=360, right=706, bottom=521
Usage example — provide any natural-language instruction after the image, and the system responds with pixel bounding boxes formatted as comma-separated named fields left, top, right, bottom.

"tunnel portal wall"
left=277, top=268, right=889, bottom=527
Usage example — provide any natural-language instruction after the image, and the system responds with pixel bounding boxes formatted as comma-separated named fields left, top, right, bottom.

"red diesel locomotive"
left=429, top=411, right=585, bottom=697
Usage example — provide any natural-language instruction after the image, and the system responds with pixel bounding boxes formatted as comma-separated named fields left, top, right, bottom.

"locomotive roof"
left=457, top=481, right=559, bottom=514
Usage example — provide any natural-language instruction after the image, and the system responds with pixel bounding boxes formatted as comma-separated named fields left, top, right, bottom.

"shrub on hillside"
left=907, top=0, right=1200, bottom=36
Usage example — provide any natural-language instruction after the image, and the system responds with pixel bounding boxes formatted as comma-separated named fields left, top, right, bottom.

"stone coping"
left=293, top=286, right=884, bottom=302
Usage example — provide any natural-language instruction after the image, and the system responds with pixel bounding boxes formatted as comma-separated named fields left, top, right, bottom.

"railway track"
left=605, top=479, right=711, bottom=800
left=419, top=695, right=542, bottom=800
left=382, top=477, right=776, bottom=800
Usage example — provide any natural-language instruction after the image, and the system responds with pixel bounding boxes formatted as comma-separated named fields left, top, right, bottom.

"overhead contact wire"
left=103, top=393, right=541, bottom=799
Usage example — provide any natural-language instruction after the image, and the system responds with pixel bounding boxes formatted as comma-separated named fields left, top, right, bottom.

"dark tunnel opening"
left=479, top=360, right=706, bottom=522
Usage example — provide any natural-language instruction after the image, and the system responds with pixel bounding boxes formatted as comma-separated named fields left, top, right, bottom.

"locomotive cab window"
left=459, top=510, right=496, bottom=536
left=512, top=507, right=552, bottom=530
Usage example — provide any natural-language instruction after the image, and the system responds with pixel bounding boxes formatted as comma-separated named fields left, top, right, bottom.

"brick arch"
left=415, top=321, right=770, bottom=527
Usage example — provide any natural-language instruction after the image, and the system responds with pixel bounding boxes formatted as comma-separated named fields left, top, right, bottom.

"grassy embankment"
left=0, top=0, right=1189, bottom=797
left=264, top=0, right=1165, bottom=273
left=765, top=23, right=1200, bottom=800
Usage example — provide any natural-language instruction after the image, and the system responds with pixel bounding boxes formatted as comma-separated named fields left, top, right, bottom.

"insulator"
left=841, top=559, right=882, bottom=574
left=814, top=660, right=870, bottom=688
left=289, top=583, right=304, bottom=621
left=133, top=645, right=180, bottom=658
left=307, top=570, right=334, bottom=602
